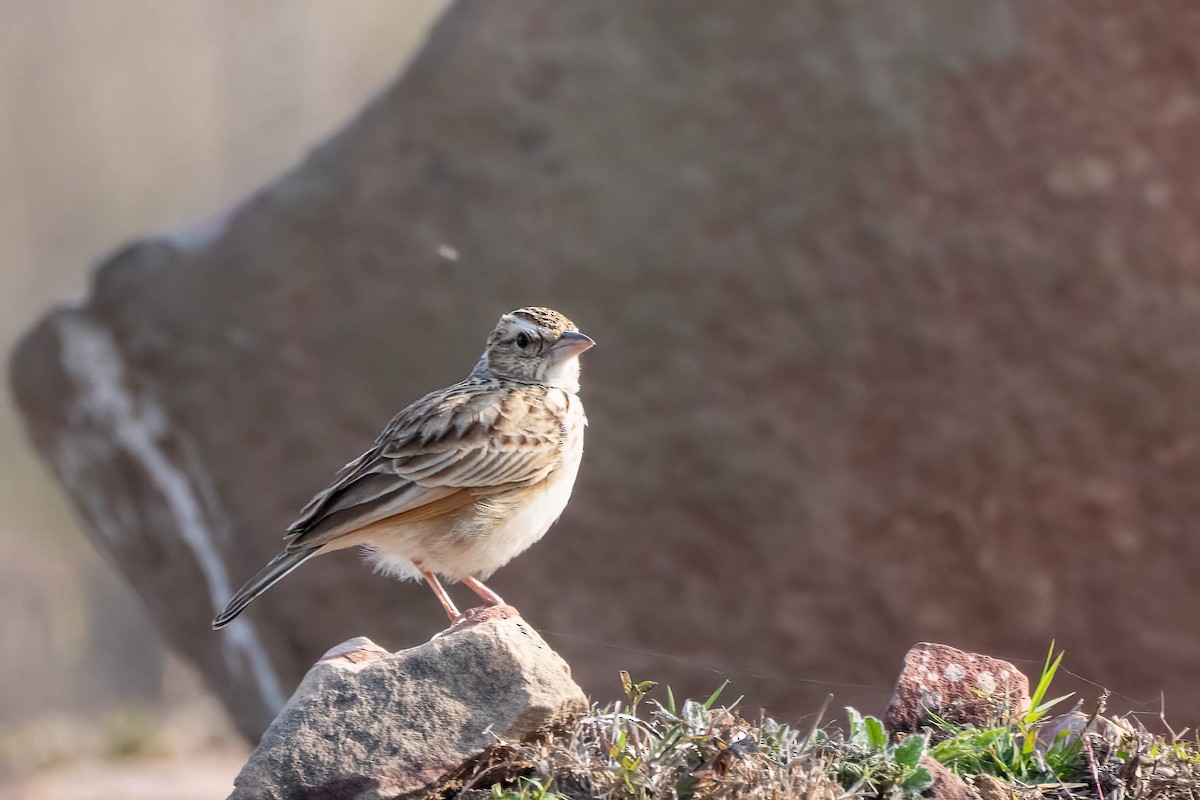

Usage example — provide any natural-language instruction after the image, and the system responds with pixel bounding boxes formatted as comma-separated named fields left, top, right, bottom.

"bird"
left=212, top=306, right=593, bottom=629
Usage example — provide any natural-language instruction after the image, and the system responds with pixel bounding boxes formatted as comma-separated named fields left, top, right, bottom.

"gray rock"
left=230, top=612, right=586, bottom=800
left=1035, top=709, right=1134, bottom=757
left=11, top=0, right=1200, bottom=738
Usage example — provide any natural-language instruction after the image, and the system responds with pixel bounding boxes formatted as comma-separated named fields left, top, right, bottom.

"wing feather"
left=282, top=378, right=564, bottom=552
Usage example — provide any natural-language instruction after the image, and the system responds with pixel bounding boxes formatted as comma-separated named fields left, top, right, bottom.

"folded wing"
left=282, top=380, right=563, bottom=551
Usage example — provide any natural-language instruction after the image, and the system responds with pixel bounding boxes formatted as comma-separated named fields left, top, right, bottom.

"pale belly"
left=365, top=441, right=583, bottom=582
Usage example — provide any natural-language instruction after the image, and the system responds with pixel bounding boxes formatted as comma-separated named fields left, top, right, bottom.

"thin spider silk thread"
left=540, top=629, right=1162, bottom=710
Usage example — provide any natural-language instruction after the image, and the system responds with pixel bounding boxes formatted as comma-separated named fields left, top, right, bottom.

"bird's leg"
left=462, top=576, right=505, bottom=607
left=419, top=567, right=461, bottom=621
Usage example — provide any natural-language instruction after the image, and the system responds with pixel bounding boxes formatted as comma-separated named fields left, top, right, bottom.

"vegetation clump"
left=456, top=658, right=1200, bottom=800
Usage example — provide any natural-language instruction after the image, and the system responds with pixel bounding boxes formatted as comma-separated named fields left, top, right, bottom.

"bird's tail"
left=212, top=548, right=319, bottom=629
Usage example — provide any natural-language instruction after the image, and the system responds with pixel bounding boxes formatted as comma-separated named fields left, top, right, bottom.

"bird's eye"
left=515, top=332, right=531, bottom=349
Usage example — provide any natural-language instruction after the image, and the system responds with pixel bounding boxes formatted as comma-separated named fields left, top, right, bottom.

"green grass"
left=828, top=708, right=933, bottom=798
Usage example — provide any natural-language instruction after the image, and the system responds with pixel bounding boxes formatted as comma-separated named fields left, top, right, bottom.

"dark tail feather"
left=212, top=548, right=319, bottom=629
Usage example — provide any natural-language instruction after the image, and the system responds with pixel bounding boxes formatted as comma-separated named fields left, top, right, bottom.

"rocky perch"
left=226, top=623, right=1200, bottom=800
left=230, top=608, right=586, bottom=800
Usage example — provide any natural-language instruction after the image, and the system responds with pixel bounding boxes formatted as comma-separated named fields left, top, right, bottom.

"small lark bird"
left=212, top=307, right=593, bottom=629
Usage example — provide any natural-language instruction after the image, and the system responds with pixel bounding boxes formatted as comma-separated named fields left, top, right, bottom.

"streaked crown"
left=487, top=307, right=578, bottom=347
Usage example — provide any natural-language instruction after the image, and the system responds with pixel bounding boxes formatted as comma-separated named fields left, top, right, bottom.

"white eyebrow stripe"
left=500, top=315, right=541, bottom=336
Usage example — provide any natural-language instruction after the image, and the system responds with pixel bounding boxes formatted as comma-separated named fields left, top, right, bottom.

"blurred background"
left=0, top=3, right=445, bottom=798
left=7, top=2, right=1200, bottom=798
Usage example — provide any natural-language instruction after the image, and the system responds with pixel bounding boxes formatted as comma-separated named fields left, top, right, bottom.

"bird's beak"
left=549, top=330, right=595, bottom=358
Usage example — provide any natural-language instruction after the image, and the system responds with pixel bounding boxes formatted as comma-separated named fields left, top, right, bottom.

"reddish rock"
left=972, top=774, right=1013, bottom=800
left=920, top=756, right=980, bottom=800
left=885, top=644, right=1030, bottom=734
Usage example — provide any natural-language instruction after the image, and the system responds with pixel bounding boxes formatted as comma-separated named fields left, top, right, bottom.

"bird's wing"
left=282, top=380, right=564, bottom=551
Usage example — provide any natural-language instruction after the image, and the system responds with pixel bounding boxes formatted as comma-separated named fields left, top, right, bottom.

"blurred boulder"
left=229, top=614, right=585, bottom=800
left=11, top=0, right=1200, bottom=738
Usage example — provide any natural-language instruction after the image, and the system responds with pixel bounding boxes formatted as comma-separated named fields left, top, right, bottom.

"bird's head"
left=476, top=307, right=594, bottom=391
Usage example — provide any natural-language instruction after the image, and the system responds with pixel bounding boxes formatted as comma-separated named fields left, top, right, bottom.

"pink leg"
left=462, top=576, right=505, bottom=607
left=419, top=567, right=460, bottom=621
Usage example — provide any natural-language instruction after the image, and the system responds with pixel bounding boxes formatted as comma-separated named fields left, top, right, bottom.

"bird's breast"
left=446, top=404, right=585, bottom=577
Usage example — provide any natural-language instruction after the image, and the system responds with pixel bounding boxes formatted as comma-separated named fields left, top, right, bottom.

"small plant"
left=491, top=777, right=568, bottom=800
left=927, top=642, right=1082, bottom=784
left=619, top=670, right=657, bottom=711
left=829, top=708, right=933, bottom=798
